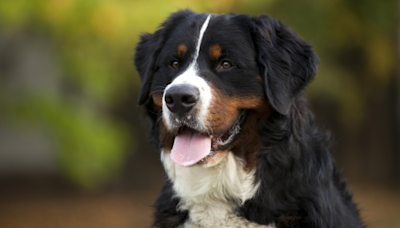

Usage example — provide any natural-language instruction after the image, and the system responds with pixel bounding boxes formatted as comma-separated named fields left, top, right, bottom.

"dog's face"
left=135, top=10, right=318, bottom=168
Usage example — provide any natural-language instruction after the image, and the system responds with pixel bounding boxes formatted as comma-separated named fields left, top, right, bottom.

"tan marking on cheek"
left=158, top=117, right=174, bottom=151
left=209, top=44, right=222, bottom=60
left=208, top=94, right=240, bottom=133
left=152, top=93, right=163, bottom=107
left=232, top=96, right=266, bottom=110
left=177, top=44, right=187, bottom=58
left=205, top=83, right=271, bottom=171
left=207, top=84, right=269, bottom=134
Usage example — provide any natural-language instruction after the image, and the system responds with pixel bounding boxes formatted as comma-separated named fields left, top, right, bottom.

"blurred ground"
left=0, top=178, right=399, bottom=228
left=0, top=177, right=160, bottom=228
left=353, top=184, right=400, bottom=228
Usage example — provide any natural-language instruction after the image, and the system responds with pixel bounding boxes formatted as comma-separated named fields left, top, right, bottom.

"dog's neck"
left=161, top=150, right=258, bottom=204
left=161, top=150, right=273, bottom=227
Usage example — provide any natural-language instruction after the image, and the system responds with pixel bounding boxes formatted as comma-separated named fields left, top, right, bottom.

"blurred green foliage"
left=0, top=0, right=397, bottom=188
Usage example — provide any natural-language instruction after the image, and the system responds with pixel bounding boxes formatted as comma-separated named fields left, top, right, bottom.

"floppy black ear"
left=134, top=9, right=195, bottom=105
left=252, top=15, right=319, bottom=115
left=135, top=30, right=164, bottom=105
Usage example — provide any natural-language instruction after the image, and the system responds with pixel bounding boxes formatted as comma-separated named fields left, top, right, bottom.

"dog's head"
left=135, top=10, right=319, bottom=168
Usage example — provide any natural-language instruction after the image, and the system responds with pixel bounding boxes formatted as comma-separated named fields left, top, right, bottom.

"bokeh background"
left=0, top=0, right=399, bottom=227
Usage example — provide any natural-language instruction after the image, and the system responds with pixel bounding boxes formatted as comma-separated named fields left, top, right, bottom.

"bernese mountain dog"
left=134, top=10, right=363, bottom=228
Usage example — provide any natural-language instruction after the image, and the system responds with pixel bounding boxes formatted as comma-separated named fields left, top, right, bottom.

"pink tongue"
left=171, top=128, right=212, bottom=167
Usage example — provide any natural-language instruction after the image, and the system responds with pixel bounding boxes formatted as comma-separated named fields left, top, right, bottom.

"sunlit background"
left=0, top=0, right=399, bottom=227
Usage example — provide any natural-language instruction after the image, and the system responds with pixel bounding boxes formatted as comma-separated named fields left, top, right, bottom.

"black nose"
left=165, top=85, right=200, bottom=116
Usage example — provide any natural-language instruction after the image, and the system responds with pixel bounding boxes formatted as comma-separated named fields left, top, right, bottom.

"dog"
left=134, top=10, right=363, bottom=228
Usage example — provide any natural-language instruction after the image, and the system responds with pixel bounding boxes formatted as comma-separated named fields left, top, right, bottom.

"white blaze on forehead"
left=163, top=15, right=213, bottom=131
left=192, top=14, right=211, bottom=68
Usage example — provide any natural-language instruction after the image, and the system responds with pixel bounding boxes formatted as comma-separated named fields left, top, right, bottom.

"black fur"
left=252, top=15, right=319, bottom=115
left=135, top=10, right=363, bottom=228
left=239, top=99, right=363, bottom=227
left=153, top=179, right=188, bottom=228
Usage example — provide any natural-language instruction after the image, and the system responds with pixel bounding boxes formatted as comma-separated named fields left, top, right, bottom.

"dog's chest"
left=161, top=150, right=275, bottom=228
left=180, top=202, right=275, bottom=228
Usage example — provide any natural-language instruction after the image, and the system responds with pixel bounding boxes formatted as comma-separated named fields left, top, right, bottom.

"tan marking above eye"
left=209, top=44, right=222, bottom=60
left=177, top=44, right=187, bottom=58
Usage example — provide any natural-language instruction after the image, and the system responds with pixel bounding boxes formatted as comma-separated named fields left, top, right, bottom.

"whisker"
left=156, top=115, right=163, bottom=125
left=207, top=108, right=214, bottom=136
left=150, top=85, right=168, bottom=95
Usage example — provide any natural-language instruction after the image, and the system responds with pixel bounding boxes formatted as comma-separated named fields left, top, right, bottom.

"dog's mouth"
left=170, top=111, right=247, bottom=167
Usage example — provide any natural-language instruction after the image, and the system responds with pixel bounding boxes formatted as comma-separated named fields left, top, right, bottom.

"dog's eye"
left=221, top=61, right=232, bottom=69
left=171, top=60, right=179, bottom=69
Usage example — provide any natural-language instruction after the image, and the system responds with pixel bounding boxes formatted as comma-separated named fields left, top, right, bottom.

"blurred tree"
left=0, top=0, right=144, bottom=188
left=396, top=0, right=400, bottom=185
left=0, top=0, right=398, bottom=188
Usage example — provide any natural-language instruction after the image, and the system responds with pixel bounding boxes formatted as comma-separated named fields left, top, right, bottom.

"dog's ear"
left=135, top=9, right=195, bottom=105
left=252, top=15, right=319, bottom=115
left=135, top=31, right=162, bottom=105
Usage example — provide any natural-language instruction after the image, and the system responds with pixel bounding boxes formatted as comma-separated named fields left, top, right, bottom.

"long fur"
left=135, top=10, right=364, bottom=228
left=239, top=98, right=363, bottom=227
left=161, top=151, right=268, bottom=228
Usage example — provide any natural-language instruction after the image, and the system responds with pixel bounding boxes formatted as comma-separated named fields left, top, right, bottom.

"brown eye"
left=221, top=61, right=231, bottom=69
left=171, top=60, right=179, bottom=69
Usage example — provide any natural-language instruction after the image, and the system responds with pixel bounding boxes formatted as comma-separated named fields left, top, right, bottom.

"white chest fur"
left=161, top=150, right=275, bottom=228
